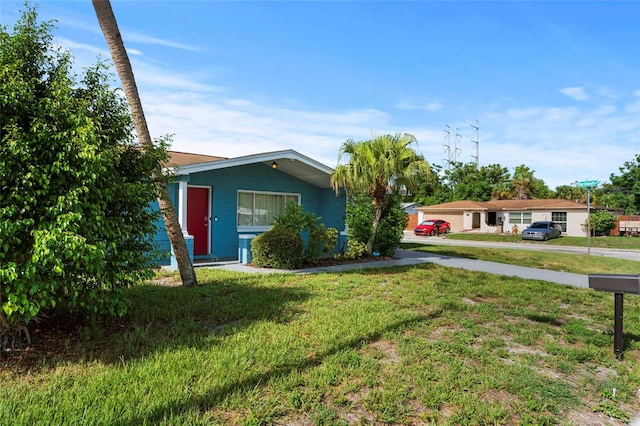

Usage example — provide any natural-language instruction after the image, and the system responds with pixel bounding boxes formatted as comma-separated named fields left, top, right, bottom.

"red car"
left=414, top=219, right=451, bottom=236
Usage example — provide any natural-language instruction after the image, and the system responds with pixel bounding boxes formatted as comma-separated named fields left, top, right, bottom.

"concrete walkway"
left=204, top=248, right=590, bottom=288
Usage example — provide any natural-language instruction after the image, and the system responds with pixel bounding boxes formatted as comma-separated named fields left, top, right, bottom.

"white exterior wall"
left=566, top=211, right=589, bottom=236
left=418, top=209, right=590, bottom=236
left=512, top=210, right=588, bottom=236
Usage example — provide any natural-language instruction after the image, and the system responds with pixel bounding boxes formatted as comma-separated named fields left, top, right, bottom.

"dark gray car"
left=521, top=221, right=563, bottom=241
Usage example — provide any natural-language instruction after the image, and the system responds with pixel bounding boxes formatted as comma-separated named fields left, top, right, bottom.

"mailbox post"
left=588, top=274, right=640, bottom=360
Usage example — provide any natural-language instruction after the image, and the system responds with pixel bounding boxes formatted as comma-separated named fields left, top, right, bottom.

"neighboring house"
left=415, top=199, right=602, bottom=237
left=154, top=150, right=346, bottom=267
left=401, top=202, right=422, bottom=230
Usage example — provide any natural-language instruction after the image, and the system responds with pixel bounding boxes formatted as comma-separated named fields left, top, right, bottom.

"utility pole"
left=470, top=119, right=479, bottom=168
left=454, top=128, right=462, bottom=164
left=442, top=124, right=452, bottom=169
left=577, top=179, right=599, bottom=255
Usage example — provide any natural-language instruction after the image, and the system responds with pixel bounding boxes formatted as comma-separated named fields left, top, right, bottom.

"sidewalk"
left=204, top=248, right=589, bottom=289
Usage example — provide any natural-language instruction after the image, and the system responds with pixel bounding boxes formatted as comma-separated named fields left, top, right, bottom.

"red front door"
left=187, top=186, right=210, bottom=255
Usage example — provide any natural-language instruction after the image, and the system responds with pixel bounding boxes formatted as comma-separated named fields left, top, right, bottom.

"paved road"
left=402, top=231, right=640, bottom=262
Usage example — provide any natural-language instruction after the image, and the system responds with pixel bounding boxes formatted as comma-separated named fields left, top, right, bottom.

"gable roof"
left=418, top=199, right=590, bottom=211
left=167, top=151, right=226, bottom=167
left=165, top=149, right=335, bottom=189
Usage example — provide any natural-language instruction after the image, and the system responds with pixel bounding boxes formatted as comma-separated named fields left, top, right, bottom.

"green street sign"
left=578, top=180, right=599, bottom=188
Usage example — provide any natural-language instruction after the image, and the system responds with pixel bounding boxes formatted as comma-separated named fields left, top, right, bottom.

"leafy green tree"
left=599, top=154, right=640, bottom=215
left=412, top=163, right=450, bottom=205
left=440, top=162, right=510, bottom=202
left=1, top=7, right=165, bottom=343
left=555, top=185, right=586, bottom=203
left=331, top=133, right=431, bottom=254
left=494, top=165, right=553, bottom=200
left=585, top=210, right=618, bottom=236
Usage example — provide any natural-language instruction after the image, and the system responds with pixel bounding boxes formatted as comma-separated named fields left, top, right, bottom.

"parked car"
left=521, top=221, right=563, bottom=241
left=414, top=219, right=451, bottom=236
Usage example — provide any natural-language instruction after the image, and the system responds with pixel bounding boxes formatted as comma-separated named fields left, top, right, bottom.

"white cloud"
left=395, top=101, right=444, bottom=111
left=121, top=31, right=204, bottom=52
left=559, top=86, right=590, bottom=101
left=56, top=37, right=104, bottom=56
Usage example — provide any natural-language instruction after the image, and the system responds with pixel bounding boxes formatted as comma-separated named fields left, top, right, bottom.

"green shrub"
left=306, top=225, right=339, bottom=264
left=374, top=195, right=408, bottom=256
left=273, top=202, right=338, bottom=264
left=1, top=7, right=165, bottom=344
left=251, top=228, right=304, bottom=269
left=344, top=195, right=375, bottom=247
left=345, top=194, right=406, bottom=256
left=334, top=240, right=367, bottom=260
left=585, top=210, right=618, bottom=236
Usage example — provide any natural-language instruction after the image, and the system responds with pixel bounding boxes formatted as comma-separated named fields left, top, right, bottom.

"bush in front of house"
left=345, top=194, right=407, bottom=257
left=272, top=202, right=338, bottom=265
left=374, top=195, right=409, bottom=256
left=251, top=227, right=304, bottom=269
left=306, top=225, right=339, bottom=264
left=334, top=240, right=367, bottom=260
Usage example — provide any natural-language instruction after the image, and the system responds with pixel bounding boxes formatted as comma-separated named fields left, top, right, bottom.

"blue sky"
left=2, top=1, right=639, bottom=189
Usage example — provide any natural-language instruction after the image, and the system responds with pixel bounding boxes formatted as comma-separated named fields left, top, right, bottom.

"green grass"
left=400, top=243, right=640, bottom=275
left=445, top=232, right=640, bottom=250
left=2, top=265, right=639, bottom=425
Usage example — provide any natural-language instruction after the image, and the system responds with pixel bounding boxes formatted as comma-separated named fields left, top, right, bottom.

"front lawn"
left=2, top=266, right=639, bottom=425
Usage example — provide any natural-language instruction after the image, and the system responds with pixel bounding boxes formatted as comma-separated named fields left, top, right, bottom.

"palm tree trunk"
left=367, top=200, right=383, bottom=255
left=92, top=0, right=197, bottom=287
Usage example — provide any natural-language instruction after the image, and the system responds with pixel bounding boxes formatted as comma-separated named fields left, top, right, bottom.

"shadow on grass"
left=111, top=312, right=440, bottom=426
left=18, top=274, right=312, bottom=370
left=624, top=332, right=640, bottom=350
left=524, top=312, right=565, bottom=327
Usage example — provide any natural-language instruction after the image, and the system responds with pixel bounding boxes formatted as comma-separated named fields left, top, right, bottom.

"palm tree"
left=331, top=133, right=431, bottom=254
left=92, top=0, right=197, bottom=287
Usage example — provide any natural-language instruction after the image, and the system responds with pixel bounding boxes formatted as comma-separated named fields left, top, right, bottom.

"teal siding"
left=154, top=162, right=346, bottom=263
left=153, top=184, right=180, bottom=265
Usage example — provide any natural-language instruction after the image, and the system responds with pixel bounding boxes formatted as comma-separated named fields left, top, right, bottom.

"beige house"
left=416, top=199, right=596, bottom=237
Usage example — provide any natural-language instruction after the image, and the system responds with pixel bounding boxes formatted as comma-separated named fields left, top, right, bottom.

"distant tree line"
left=409, top=155, right=640, bottom=215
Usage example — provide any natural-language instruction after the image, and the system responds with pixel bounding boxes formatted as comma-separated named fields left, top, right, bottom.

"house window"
left=551, top=211, right=567, bottom=232
left=237, top=190, right=300, bottom=229
left=508, top=211, right=532, bottom=225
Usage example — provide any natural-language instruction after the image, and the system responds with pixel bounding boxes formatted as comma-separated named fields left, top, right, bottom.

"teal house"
left=155, top=150, right=346, bottom=267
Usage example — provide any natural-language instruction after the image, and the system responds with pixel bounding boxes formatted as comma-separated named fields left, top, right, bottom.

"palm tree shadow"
left=112, top=311, right=440, bottom=425
left=22, top=275, right=311, bottom=369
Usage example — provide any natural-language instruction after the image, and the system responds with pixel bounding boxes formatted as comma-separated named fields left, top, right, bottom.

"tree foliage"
left=597, top=154, right=640, bottom=215
left=586, top=210, right=618, bottom=236
left=344, top=194, right=407, bottom=257
left=0, top=6, right=166, bottom=341
left=492, top=165, right=553, bottom=200
left=331, top=133, right=430, bottom=254
left=441, top=162, right=511, bottom=202
left=413, top=162, right=554, bottom=204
